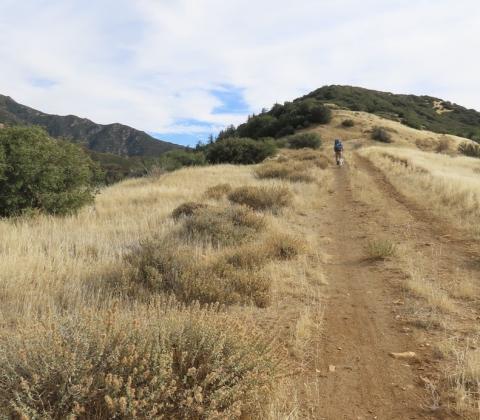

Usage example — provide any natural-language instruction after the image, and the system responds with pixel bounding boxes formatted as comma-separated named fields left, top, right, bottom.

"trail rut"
left=315, top=157, right=441, bottom=419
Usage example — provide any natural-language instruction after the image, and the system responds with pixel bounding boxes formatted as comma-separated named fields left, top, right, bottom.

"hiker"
left=334, top=139, right=344, bottom=166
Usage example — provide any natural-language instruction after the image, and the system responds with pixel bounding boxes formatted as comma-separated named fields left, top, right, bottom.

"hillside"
left=0, top=94, right=180, bottom=157
left=302, top=85, right=480, bottom=141
left=1, top=93, right=480, bottom=418
left=219, top=85, right=480, bottom=143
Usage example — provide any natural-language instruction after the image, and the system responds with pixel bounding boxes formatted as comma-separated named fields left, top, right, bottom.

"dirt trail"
left=316, top=158, right=439, bottom=419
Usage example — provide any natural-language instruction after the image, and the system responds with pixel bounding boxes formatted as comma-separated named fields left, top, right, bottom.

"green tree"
left=0, top=126, right=101, bottom=216
left=205, top=138, right=276, bottom=164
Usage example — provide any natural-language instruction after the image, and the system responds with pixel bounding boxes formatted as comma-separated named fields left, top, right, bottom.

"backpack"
left=334, top=140, right=343, bottom=151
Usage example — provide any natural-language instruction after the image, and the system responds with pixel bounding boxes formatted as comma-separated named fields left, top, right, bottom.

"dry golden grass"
left=0, top=160, right=331, bottom=418
left=228, top=185, right=293, bottom=212
left=360, top=147, right=480, bottom=237
left=305, top=108, right=475, bottom=153
left=365, top=239, right=396, bottom=260
left=254, top=161, right=315, bottom=183
left=203, top=183, right=232, bottom=200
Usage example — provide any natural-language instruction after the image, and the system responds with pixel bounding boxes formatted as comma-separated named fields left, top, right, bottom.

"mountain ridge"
left=301, top=85, right=480, bottom=141
left=0, top=94, right=180, bottom=157
left=218, top=85, right=480, bottom=143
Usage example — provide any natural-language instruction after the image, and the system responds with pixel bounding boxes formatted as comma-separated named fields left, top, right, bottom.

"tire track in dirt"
left=355, top=154, right=480, bottom=266
left=316, top=159, right=439, bottom=419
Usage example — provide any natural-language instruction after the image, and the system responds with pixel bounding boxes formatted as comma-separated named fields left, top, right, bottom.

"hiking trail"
left=312, top=152, right=478, bottom=419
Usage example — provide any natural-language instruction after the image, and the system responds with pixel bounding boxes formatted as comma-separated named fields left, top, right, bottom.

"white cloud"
left=1, top=0, right=479, bottom=144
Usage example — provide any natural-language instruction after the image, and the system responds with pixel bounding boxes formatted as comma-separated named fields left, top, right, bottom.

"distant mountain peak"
left=0, top=94, right=181, bottom=157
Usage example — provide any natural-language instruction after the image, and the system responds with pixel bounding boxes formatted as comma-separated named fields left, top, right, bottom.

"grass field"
left=1, top=109, right=480, bottom=418
left=0, top=149, right=332, bottom=418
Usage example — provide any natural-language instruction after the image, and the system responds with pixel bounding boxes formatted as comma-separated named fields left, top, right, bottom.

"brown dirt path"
left=315, top=158, right=439, bottom=419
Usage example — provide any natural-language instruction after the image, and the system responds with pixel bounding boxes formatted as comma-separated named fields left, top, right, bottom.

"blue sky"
left=1, top=0, right=480, bottom=146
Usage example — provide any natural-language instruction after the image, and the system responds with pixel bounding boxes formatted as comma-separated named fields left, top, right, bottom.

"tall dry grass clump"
left=228, top=186, right=292, bottom=212
left=286, top=149, right=330, bottom=169
left=254, top=161, right=314, bottom=183
left=203, top=183, right=232, bottom=200
left=179, top=204, right=266, bottom=246
left=125, top=238, right=271, bottom=307
left=0, top=305, right=278, bottom=419
left=171, top=201, right=208, bottom=220
left=365, top=239, right=396, bottom=260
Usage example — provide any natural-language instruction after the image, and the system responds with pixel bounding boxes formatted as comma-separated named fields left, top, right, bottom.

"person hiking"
left=334, top=139, right=344, bottom=166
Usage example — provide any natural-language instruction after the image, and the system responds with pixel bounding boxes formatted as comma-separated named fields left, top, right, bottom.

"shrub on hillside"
left=204, top=138, right=276, bottom=164
left=435, top=137, right=452, bottom=153
left=180, top=205, right=266, bottom=246
left=157, top=149, right=206, bottom=171
left=0, top=126, right=101, bottom=216
left=285, top=132, right=322, bottom=149
left=217, top=99, right=331, bottom=140
left=228, top=185, right=293, bottom=212
left=126, top=238, right=270, bottom=306
left=254, top=161, right=314, bottom=183
left=171, top=201, right=208, bottom=220
left=458, top=142, right=480, bottom=158
left=342, top=119, right=355, bottom=127
left=203, top=183, right=232, bottom=199
left=371, top=126, right=393, bottom=143
left=0, top=309, right=277, bottom=418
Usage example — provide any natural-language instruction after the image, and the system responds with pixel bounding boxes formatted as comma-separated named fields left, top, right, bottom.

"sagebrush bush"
left=342, top=119, right=355, bottom=127
left=285, top=132, right=322, bottom=149
left=228, top=186, right=293, bottom=212
left=458, top=142, right=480, bottom=158
left=263, top=232, right=307, bottom=260
left=126, top=238, right=270, bottom=306
left=172, top=201, right=208, bottom=220
left=180, top=205, right=266, bottom=246
left=366, top=239, right=396, bottom=260
left=203, top=183, right=232, bottom=200
left=0, top=308, right=277, bottom=419
left=371, top=126, right=392, bottom=143
left=254, top=162, right=314, bottom=183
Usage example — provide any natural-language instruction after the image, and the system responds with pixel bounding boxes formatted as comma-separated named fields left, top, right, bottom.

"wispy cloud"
left=1, top=0, right=479, bottom=145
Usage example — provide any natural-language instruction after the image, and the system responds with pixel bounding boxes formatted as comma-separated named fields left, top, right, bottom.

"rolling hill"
left=0, top=94, right=180, bottom=157
left=220, top=85, right=480, bottom=143
left=301, top=85, right=480, bottom=140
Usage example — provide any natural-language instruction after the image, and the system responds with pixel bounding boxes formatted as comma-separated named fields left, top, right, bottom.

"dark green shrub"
left=309, top=103, right=332, bottom=124
left=205, top=138, right=276, bottom=164
left=458, top=142, right=480, bottom=158
left=158, top=149, right=206, bottom=171
left=217, top=99, right=331, bottom=140
left=371, top=126, right=393, bottom=143
left=342, top=119, right=355, bottom=127
left=286, top=132, right=322, bottom=149
left=0, top=126, right=101, bottom=217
